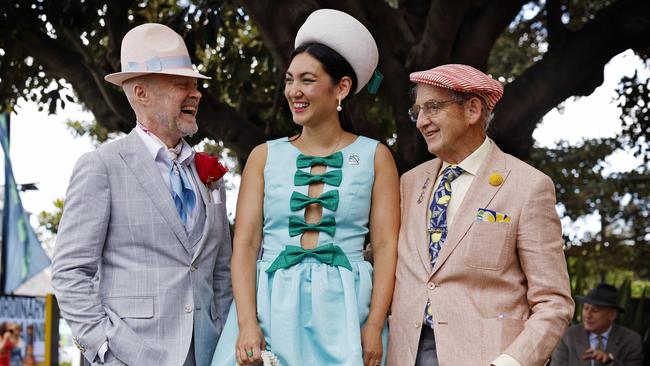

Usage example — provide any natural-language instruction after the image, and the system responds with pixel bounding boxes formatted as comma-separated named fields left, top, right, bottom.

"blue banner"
left=1, top=112, right=51, bottom=293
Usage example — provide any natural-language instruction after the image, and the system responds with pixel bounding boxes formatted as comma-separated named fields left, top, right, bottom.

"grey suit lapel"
left=576, top=327, right=591, bottom=366
left=118, top=130, right=190, bottom=251
left=605, top=324, right=620, bottom=355
left=189, top=163, right=212, bottom=262
left=430, top=143, right=510, bottom=276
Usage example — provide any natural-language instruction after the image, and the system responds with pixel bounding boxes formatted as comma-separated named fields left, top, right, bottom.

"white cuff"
left=491, top=354, right=522, bottom=366
left=97, top=342, right=108, bottom=363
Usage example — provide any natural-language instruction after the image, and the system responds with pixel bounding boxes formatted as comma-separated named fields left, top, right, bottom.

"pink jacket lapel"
left=413, top=159, right=443, bottom=272
left=430, top=143, right=510, bottom=277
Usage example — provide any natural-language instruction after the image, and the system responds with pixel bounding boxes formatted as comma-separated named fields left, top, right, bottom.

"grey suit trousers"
left=415, top=326, right=439, bottom=366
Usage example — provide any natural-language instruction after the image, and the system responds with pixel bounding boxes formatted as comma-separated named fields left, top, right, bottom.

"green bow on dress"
left=296, top=152, right=343, bottom=168
left=265, top=243, right=352, bottom=273
left=290, top=190, right=339, bottom=211
left=288, top=216, right=336, bottom=237
left=294, top=170, right=342, bottom=186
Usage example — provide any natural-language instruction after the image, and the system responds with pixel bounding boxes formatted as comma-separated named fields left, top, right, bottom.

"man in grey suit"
left=52, top=23, right=232, bottom=366
left=551, top=283, right=643, bottom=366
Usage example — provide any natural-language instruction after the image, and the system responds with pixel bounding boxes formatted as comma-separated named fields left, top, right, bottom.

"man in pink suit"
left=387, top=64, right=574, bottom=366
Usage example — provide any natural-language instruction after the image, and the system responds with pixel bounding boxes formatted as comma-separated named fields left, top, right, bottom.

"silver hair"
left=447, top=90, right=494, bottom=132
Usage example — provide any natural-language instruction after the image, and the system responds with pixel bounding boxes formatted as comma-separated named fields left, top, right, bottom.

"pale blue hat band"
left=124, top=55, right=192, bottom=72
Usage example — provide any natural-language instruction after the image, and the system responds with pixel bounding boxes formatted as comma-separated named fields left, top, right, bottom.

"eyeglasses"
left=408, top=98, right=466, bottom=123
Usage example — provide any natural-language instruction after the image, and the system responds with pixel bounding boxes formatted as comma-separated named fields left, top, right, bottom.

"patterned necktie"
left=595, top=334, right=605, bottom=366
left=424, top=165, right=464, bottom=328
left=168, top=149, right=196, bottom=225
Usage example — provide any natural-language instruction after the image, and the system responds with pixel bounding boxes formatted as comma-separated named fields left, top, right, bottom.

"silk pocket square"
left=476, top=208, right=510, bottom=223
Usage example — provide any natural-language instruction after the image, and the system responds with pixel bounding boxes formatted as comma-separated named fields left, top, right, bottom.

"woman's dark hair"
left=289, top=42, right=358, bottom=133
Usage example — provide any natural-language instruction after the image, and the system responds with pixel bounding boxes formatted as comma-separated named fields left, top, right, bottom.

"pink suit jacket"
left=387, top=143, right=574, bottom=366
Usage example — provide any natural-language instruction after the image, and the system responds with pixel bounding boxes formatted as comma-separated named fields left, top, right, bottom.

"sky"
left=3, top=49, right=648, bottom=241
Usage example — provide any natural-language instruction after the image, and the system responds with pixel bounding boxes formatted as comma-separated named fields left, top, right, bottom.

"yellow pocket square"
left=476, top=208, right=510, bottom=223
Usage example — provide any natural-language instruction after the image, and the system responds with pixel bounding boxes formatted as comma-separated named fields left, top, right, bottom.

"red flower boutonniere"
left=195, top=152, right=228, bottom=187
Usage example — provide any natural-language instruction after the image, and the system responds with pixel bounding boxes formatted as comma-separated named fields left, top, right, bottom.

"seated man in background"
left=551, top=283, right=643, bottom=365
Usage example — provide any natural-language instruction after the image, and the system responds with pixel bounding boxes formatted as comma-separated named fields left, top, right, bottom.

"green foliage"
left=488, top=3, right=546, bottom=82
left=563, top=0, right=615, bottom=31
left=37, top=198, right=64, bottom=235
left=616, top=73, right=650, bottom=162
left=65, top=119, right=113, bottom=145
left=531, top=136, right=650, bottom=282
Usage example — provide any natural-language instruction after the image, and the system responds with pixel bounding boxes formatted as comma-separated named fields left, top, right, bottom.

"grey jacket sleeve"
left=51, top=152, right=111, bottom=362
left=213, top=181, right=233, bottom=327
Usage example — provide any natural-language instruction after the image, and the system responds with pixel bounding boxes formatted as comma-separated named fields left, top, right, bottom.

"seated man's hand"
left=581, top=348, right=611, bottom=363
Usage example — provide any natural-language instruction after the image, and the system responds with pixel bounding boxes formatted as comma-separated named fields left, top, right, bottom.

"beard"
left=153, top=109, right=198, bottom=137
left=176, top=117, right=199, bottom=136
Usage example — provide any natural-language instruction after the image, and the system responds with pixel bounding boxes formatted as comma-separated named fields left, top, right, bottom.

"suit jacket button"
left=190, top=265, right=197, bottom=272
left=414, top=320, right=420, bottom=328
left=184, top=304, right=193, bottom=313
left=427, top=282, right=435, bottom=290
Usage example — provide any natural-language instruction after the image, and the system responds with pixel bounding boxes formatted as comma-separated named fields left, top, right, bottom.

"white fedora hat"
left=105, top=23, right=210, bottom=86
left=294, top=9, right=378, bottom=94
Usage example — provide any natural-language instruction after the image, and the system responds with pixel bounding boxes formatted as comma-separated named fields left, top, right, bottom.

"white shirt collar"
left=135, top=123, right=194, bottom=166
left=589, top=325, right=613, bottom=341
left=440, top=137, right=491, bottom=176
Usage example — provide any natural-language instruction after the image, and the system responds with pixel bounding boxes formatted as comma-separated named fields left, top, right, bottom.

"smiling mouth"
left=181, top=104, right=197, bottom=116
left=292, top=102, right=309, bottom=111
left=424, top=129, right=440, bottom=138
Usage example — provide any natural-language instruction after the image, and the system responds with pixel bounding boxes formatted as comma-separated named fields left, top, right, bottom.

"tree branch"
left=104, top=0, right=135, bottom=71
left=197, top=92, right=265, bottom=160
left=491, top=0, right=650, bottom=158
left=20, top=29, right=133, bottom=131
left=546, top=0, right=567, bottom=47
left=452, top=0, right=525, bottom=70
left=405, top=1, right=469, bottom=70
left=238, top=0, right=316, bottom=72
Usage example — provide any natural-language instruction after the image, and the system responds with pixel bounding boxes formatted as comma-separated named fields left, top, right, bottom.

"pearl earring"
left=336, top=97, right=342, bottom=112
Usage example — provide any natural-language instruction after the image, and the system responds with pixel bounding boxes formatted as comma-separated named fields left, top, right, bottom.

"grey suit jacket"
left=52, top=130, right=233, bottom=366
left=550, top=324, right=643, bottom=366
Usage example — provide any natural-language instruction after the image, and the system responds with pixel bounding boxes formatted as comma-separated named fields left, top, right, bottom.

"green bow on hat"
left=290, top=190, right=339, bottom=211
left=265, top=244, right=352, bottom=273
left=296, top=152, right=344, bottom=168
left=288, top=215, right=336, bottom=237
left=294, top=170, right=342, bottom=187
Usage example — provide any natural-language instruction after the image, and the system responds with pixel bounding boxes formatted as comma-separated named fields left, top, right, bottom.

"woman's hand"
left=361, top=321, right=384, bottom=366
left=235, top=321, right=266, bottom=365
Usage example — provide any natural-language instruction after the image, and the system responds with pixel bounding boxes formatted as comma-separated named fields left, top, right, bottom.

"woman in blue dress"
left=212, top=9, right=399, bottom=366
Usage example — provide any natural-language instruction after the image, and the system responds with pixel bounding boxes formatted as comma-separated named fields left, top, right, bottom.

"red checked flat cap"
left=410, top=64, right=504, bottom=110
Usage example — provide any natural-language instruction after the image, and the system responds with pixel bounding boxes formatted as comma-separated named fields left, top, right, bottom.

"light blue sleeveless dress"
left=211, top=136, right=388, bottom=365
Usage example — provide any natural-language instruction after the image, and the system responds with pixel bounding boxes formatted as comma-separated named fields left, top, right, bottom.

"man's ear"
left=465, top=96, right=483, bottom=126
left=133, top=82, right=148, bottom=103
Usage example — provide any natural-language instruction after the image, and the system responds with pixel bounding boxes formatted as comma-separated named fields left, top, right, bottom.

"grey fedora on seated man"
left=52, top=23, right=232, bottom=366
left=551, top=283, right=643, bottom=365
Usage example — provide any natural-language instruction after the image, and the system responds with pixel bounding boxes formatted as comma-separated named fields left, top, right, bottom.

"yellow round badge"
left=489, top=173, right=503, bottom=186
